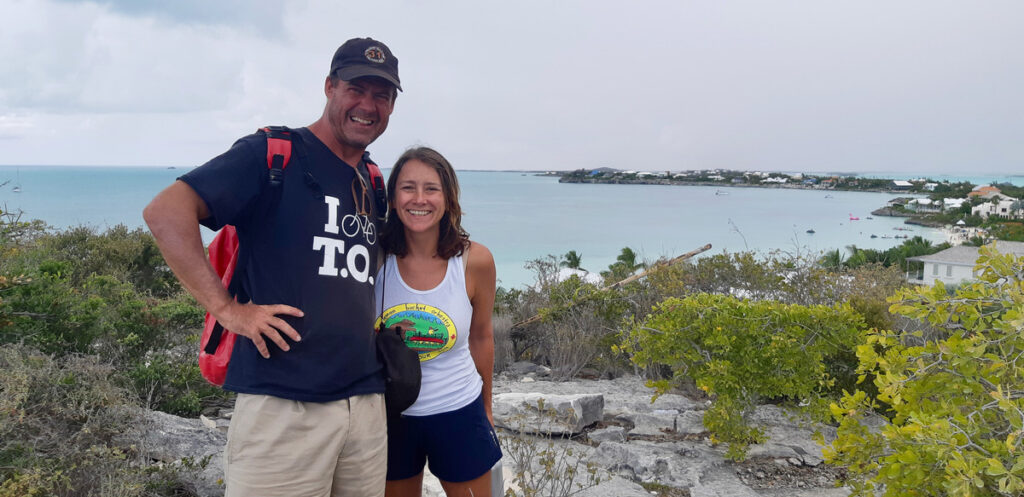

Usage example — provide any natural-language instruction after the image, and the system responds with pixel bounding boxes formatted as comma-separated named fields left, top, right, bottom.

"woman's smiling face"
left=394, top=159, right=446, bottom=234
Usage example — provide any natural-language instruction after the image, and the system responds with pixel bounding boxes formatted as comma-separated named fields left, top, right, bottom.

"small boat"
left=824, top=194, right=834, bottom=198
left=806, top=229, right=815, bottom=234
left=849, top=213, right=860, bottom=221
left=715, top=189, right=729, bottom=195
left=12, top=186, right=21, bottom=193
left=865, top=216, right=873, bottom=220
left=870, top=234, right=878, bottom=238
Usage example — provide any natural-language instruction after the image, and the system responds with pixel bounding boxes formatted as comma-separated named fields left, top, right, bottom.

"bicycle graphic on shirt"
left=342, top=173, right=377, bottom=244
left=342, top=213, right=375, bottom=244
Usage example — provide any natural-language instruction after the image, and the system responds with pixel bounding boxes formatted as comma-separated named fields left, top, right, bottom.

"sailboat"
left=12, top=167, right=21, bottom=193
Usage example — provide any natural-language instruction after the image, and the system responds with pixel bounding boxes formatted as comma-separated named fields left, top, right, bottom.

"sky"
left=1, top=0, right=1022, bottom=175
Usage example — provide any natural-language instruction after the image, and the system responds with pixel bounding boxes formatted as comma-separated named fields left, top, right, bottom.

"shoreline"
left=558, top=177, right=914, bottom=195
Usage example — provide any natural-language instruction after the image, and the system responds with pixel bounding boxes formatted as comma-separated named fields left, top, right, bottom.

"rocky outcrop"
left=118, top=408, right=226, bottom=497
left=493, top=392, right=604, bottom=435
left=127, top=374, right=850, bottom=497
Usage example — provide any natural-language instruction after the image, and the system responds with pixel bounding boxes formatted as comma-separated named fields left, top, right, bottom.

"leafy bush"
left=826, top=246, right=1024, bottom=496
left=619, top=293, right=866, bottom=459
left=0, top=220, right=225, bottom=417
left=0, top=344, right=197, bottom=497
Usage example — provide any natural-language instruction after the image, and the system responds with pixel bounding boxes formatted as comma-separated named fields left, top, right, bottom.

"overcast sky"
left=2, top=0, right=1021, bottom=175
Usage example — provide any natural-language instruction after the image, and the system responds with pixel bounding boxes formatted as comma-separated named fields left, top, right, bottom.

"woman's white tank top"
left=374, top=253, right=483, bottom=416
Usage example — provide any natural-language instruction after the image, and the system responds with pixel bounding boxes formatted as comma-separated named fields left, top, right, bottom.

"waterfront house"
left=891, top=180, right=913, bottom=191
left=906, top=198, right=940, bottom=213
left=907, top=241, right=1024, bottom=285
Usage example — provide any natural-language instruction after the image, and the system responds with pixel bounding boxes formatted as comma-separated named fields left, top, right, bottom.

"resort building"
left=907, top=241, right=1024, bottom=285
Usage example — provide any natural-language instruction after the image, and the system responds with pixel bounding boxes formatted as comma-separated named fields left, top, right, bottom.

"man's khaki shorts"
left=224, top=392, right=387, bottom=497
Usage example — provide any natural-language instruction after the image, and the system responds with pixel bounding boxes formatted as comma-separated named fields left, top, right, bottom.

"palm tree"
left=560, top=250, right=583, bottom=270
left=819, top=248, right=845, bottom=270
left=600, top=246, right=646, bottom=282
left=615, top=247, right=645, bottom=272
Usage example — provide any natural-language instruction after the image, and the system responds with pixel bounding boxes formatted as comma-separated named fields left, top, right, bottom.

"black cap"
left=330, top=37, right=401, bottom=91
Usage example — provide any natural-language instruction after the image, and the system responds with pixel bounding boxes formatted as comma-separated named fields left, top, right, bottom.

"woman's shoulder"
left=463, top=241, right=495, bottom=295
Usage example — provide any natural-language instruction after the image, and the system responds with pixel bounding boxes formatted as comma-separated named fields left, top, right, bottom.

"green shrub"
left=826, top=246, right=1024, bottom=496
left=619, top=293, right=866, bottom=459
left=0, top=344, right=198, bottom=497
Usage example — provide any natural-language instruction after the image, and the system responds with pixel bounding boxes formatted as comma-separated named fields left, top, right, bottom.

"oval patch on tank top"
left=376, top=303, right=456, bottom=361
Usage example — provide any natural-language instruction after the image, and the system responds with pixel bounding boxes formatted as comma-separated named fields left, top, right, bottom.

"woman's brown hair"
left=380, top=147, right=470, bottom=259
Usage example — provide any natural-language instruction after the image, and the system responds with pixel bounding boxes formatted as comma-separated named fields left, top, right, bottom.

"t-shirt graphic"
left=376, top=303, right=456, bottom=361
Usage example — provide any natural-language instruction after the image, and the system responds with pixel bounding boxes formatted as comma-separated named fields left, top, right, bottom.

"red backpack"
left=199, top=126, right=388, bottom=386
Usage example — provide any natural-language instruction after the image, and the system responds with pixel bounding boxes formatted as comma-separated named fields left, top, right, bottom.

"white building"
left=906, top=198, right=940, bottom=212
left=907, top=241, right=1024, bottom=285
left=971, top=196, right=1022, bottom=220
left=943, top=197, right=967, bottom=210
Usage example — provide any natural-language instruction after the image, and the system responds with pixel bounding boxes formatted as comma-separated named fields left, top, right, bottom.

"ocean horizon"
left=1, top=165, right=1002, bottom=289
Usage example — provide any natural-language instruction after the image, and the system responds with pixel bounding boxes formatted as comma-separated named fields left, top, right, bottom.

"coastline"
left=559, top=176, right=915, bottom=195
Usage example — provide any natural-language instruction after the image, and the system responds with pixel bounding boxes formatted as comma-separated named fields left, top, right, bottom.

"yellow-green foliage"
left=619, top=293, right=865, bottom=459
left=826, top=246, right=1024, bottom=496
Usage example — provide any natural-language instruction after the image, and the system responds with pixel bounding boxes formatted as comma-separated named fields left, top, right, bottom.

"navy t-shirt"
left=180, top=127, right=385, bottom=402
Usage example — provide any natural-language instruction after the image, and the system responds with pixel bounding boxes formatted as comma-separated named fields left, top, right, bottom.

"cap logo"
left=364, top=46, right=386, bottom=64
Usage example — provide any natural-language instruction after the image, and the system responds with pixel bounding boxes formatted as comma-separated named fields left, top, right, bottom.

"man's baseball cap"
left=330, top=37, right=402, bottom=91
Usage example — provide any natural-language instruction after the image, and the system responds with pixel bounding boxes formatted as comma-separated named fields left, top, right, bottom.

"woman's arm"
left=466, top=241, right=497, bottom=425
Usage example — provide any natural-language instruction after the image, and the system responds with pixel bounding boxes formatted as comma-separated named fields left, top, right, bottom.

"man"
left=143, top=37, right=401, bottom=497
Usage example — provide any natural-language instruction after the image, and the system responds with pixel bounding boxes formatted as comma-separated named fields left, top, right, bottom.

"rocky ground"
left=128, top=364, right=853, bottom=497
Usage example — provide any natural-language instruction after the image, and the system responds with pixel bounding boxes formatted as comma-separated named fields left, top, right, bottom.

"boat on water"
left=806, top=229, right=815, bottom=234
left=715, top=189, right=729, bottom=195
left=12, top=186, right=21, bottom=193
left=824, top=194, right=834, bottom=198
left=849, top=213, right=860, bottom=220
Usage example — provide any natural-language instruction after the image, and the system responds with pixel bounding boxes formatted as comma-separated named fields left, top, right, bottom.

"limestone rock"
left=494, top=392, right=604, bottom=435
left=122, top=408, right=226, bottom=497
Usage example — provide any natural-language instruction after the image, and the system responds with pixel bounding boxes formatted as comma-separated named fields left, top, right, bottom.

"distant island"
left=559, top=167, right=1024, bottom=242
left=561, top=167, right=953, bottom=194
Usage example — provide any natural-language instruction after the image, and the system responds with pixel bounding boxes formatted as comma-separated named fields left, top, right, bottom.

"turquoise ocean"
left=1, top=166, right=1019, bottom=289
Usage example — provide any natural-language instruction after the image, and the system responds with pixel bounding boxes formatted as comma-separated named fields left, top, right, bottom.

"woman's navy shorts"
left=386, top=393, right=502, bottom=483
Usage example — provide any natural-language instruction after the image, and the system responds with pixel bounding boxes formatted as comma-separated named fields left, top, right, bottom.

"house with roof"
left=971, top=196, right=1022, bottom=220
left=891, top=180, right=913, bottom=191
left=905, top=198, right=940, bottom=213
left=907, top=241, right=1024, bottom=285
left=968, top=185, right=1001, bottom=198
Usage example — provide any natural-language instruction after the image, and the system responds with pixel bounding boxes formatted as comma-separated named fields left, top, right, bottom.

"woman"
left=375, top=147, right=501, bottom=497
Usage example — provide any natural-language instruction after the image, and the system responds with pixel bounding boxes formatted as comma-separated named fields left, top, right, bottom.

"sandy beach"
left=944, top=225, right=988, bottom=245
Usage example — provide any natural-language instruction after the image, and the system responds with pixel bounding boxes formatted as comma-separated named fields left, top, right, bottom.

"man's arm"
left=466, top=241, right=497, bottom=425
left=143, top=180, right=303, bottom=358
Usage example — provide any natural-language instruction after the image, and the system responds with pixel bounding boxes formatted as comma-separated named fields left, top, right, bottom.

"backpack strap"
left=364, top=157, right=388, bottom=222
left=261, top=126, right=293, bottom=188
left=228, top=126, right=294, bottom=297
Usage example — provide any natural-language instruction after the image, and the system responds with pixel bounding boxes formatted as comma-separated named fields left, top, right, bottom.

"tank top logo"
left=376, top=303, right=456, bottom=361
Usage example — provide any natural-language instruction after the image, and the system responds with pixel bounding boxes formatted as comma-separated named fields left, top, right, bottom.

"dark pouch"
left=375, top=324, right=421, bottom=418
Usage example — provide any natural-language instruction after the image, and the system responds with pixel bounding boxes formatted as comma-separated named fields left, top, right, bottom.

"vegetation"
left=826, top=246, right=1024, bottom=496
left=5, top=195, right=1022, bottom=494
left=0, top=208, right=220, bottom=495
left=499, top=399, right=608, bottom=497
left=619, top=294, right=865, bottom=460
left=820, top=235, right=951, bottom=275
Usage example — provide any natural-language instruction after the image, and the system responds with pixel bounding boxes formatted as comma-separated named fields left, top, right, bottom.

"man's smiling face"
left=325, top=76, right=396, bottom=156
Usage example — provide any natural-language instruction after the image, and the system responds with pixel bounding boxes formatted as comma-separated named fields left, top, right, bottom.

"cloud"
left=1, top=0, right=1022, bottom=174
